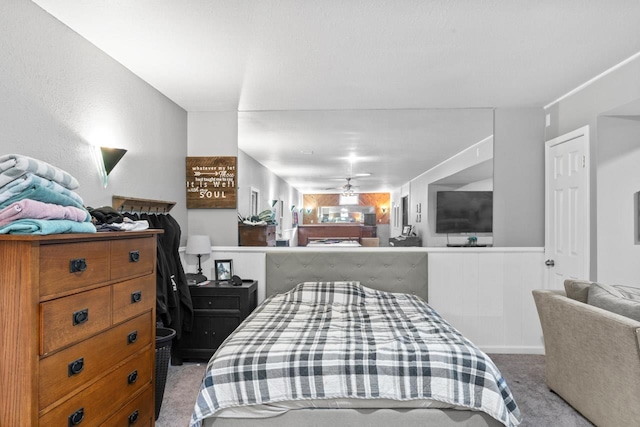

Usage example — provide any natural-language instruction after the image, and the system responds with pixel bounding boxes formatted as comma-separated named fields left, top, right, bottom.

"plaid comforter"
left=190, top=282, right=521, bottom=427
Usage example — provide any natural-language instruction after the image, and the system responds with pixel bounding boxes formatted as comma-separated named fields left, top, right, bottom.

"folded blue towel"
left=0, top=219, right=96, bottom=235
left=0, top=173, right=84, bottom=205
left=0, top=180, right=85, bottom=210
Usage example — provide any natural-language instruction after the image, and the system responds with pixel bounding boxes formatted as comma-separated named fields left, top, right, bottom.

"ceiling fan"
left=324, top=159, right=370, bottom=193
left=326, top=177, right=359, bottom=194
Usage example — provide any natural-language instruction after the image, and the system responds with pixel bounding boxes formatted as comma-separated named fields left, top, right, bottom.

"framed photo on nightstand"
left=214, top=259, right=233, bottom=282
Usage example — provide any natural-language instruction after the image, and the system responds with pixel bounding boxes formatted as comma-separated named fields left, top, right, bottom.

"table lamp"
left=185, top=235, right=211, bottom=284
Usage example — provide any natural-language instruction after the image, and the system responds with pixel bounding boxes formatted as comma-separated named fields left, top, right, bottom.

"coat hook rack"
left=112, top=195, right=176, bottom=213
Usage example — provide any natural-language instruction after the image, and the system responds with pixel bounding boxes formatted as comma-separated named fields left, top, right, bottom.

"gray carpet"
left=488, top=354, right=593, bottom=427
left=156, top=354, right=594, bottom=427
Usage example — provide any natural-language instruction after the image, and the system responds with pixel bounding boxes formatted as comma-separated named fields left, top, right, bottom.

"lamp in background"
left=381, top=206, right=388, bottom=214
left=185, top=235, right=212, bottom=284
left=97, top=146, right=127, bottom=187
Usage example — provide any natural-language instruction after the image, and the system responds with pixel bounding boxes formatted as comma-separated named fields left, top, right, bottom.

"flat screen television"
left=436, top=191, right=493, bottom=233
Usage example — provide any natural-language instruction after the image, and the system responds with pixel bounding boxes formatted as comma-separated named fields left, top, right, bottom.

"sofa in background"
left=533, top=280, right=640, bottom=427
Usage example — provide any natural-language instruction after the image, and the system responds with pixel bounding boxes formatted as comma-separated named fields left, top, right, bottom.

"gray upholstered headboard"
left=266, top=251, right=428, bottom=301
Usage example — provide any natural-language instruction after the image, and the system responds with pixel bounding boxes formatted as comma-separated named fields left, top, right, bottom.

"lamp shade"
left=185, top=235, right=211, bottom=255
left=100, top=147, right=127, bottom=175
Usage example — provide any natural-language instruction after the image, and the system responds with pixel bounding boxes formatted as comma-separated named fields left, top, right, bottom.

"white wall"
left=596, top=115, right=640, bottom=284
left=458, top=177, right=493, bottom=191
left=546, top=54, right=640, bottom=281
left=493, top=108, right=545, bottom=247
left=409, top=170, right=430, bottom=241
left=187, top=114, right=302, bottom=246
left=410, top=136, right=494, bottom=246
left=237, top=150, right=303, bottom=243
left=1, top=1, right=188, bottom=235
left=429, top=248, right=545, bottom=353
left=389, top=187, right=403, bottom=237
left=187, top=111, right=239, bottom=245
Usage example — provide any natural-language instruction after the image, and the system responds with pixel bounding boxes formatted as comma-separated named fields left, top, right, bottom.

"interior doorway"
left=402, top=195, right=409, bottom=228
left=544, top=125, right=590, bottom=290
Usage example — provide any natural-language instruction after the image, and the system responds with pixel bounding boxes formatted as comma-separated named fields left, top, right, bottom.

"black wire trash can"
left=155, top=326, right=177, bottom=420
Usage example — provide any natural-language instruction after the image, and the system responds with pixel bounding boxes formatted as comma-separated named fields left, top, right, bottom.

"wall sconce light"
left=271, top=199, right=278, bottom=208
left=305, top=208, right=313, bottom=215
left=97, top=146, right=127, bottom=187
left=291, top=205, right=296, bottom=211
left=381, top=206, right=388, bottom=214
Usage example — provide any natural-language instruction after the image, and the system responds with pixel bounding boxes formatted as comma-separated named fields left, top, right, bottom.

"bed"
left=306, top=239, right=361, bottom=247
left=190, top=251, right=521, bottom=427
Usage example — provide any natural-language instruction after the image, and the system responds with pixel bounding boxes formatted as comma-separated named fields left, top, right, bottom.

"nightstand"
left=173, top=280, right=257, bottom=364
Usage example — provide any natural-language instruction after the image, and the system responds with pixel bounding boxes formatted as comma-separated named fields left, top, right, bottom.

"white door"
left=545, top=126, right=590, bottom=290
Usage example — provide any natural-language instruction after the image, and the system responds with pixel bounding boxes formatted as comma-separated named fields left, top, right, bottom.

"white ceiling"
left=33, top=0, right=640, bottom=192
left=239, top=108, right=493, bottom=192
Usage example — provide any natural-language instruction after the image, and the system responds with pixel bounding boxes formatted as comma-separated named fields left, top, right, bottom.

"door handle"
left=545, top=259, right=555, bottom=266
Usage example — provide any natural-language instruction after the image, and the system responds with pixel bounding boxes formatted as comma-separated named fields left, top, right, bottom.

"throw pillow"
left=283, top=281, right=365, bottom=305
left=614, top=284, right=640, bottom=299
left=564, top=279, right=591, bottom=303
left=587, top=282, right=640, bottom=322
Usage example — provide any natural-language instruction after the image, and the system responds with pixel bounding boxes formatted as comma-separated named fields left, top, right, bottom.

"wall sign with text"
left=186, top=156, right=237, bottom=209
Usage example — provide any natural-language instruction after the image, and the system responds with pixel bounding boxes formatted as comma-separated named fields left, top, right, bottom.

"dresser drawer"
left=102, top=384, right=154, bottom=427
left=40, top=286, right=112, bottom=355
left=112, top=274, right=155, bottom=324
left=39, top=312, right=153, bottom=410
left=39, top=241, right=110, bottom=298
left=39, top=346, right=153, bottom=427
left=110, top=237, right=155, bottom=281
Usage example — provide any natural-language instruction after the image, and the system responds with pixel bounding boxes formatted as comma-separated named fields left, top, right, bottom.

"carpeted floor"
left=156, top=354, right=594, bottom=427
left=488, top=354, right=593, bottom=427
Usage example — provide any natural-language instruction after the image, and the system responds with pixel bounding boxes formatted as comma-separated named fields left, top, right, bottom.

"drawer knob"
left=129, top=250, right=140, bottom=262
left=68, top=407, right=84, bottom=426
left=68, top=357, right=85, bottom=376
left=131, top=291, right=142, bottom=304
left=72, top=309, right=89, bottom=326
left=69, top=258, right=87, bottom=273
left=128, top=410, right=139, bottom=425
left=127, top=330, right=138, bottom=344
left=127, top=369, right=138, bottom=385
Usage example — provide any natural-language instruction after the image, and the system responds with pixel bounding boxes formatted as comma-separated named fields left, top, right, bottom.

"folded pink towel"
left=0, top=199, right=89, bottom=227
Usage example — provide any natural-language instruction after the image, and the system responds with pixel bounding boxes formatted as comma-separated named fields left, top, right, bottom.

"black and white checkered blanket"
left=190, top=282, right=521, bottom=427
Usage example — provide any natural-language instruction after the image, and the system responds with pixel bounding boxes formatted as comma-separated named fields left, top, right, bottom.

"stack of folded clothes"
left=0, top=154, right=96, bottom=235
left=87, top=205, right=149, bottom=232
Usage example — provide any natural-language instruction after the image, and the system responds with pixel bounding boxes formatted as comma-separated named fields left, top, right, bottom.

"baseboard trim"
left=479, top=345, right=545, bottom=355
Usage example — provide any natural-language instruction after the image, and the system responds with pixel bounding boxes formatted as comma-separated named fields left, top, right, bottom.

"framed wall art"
left=186, top=156, right=237, bottom=209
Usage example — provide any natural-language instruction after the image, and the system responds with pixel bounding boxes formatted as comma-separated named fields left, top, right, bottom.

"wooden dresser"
left=0, top=230, right=161, bottom=427
left=238, top=224, right=276, bottom=246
